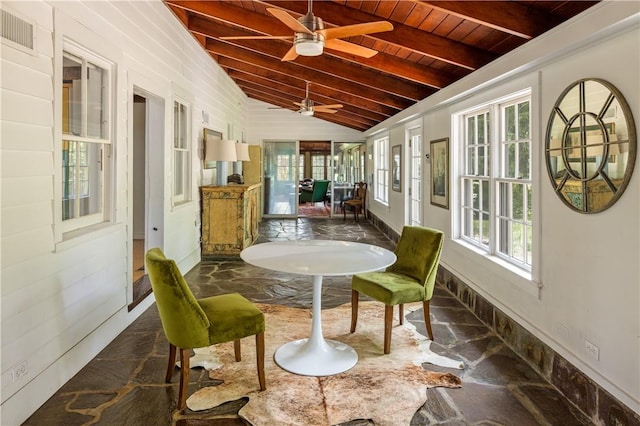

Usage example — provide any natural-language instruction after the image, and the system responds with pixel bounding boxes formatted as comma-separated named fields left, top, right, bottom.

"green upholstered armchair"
left=299, top=179, right=330, bottom=204
left=145, top=248, right=266, bottom=409
left=350, top=226, right=444, bottom=354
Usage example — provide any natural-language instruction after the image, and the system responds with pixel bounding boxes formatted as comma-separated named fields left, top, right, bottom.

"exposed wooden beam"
left=168, top=0, right=454, bottom=90
left=418, top=1, right=563, bottom=39
left=238, top=82, right=377, bottom=128
left=227, top=70, right=389, bottom=122
left=219, top=61, right=399, bottom=116
left=186, top=12, right=431, bottom=102
left=203, top=37, right=412, bottom=111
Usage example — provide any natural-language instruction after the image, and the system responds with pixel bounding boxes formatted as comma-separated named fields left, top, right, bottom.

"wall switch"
left=585, top=340, right=600, bottom=361
left=10, top=360, right=28, bottom=383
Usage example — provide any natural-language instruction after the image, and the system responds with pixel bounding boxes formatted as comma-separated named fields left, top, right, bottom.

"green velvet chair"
left=350, top=226, right=444, bottom=354
left=299, top=179, right=330, bottom=204
left=145, top=248, right=266, bottom=409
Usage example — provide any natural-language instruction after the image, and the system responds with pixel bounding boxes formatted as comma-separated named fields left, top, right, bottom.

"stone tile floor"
left=23, top=218, right=594, bottom=425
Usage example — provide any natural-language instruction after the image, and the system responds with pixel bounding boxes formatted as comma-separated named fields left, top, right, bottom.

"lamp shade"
left=235, top=142, right=251, bottom=161
left=205, top=139, right=237, bottom=162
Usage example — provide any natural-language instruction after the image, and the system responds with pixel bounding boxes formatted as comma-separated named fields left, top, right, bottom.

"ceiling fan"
left=221, top=0, right=393, bottom=61
left=271, top=81, right=343, bottom=116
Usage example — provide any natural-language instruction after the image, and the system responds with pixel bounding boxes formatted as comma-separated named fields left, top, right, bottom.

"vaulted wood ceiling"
left=165, top=0, right=598, bottom=131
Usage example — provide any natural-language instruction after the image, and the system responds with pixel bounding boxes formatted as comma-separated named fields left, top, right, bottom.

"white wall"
left=0, top=1, right=248, bottom=424
left=365, top=2, right=640, bottom=413
left=246, top=99, right=364, bottom=143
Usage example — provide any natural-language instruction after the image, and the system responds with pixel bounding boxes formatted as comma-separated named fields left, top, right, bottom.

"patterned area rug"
left=298, top=202, right=330, bottom=217
left=187, top=302, right=463, bottom=425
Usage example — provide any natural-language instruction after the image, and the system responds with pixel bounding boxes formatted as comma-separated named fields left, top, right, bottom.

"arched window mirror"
left=545, top=78, right=636, bottom=213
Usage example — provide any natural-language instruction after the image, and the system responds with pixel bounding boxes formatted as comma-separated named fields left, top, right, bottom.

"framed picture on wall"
left=203, top=128, right=223, bottom=169
left=392, top=145, right=402, bottom=192
left=430, top=137, right=449, bottom=209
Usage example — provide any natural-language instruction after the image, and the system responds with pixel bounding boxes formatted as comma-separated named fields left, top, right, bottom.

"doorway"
left=262, top=140, right=299, bottom=217
left=128, top=90, right=165, bottom=311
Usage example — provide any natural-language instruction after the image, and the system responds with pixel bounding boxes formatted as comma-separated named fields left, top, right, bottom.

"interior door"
left=262, top=141, right=299, bottom=217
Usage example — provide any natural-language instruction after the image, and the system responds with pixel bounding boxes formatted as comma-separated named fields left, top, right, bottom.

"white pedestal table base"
left=274, top=275, right=358, bottom=376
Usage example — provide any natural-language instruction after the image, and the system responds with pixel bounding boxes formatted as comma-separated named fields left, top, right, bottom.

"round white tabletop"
left=241, top=240, right=396, bottom=376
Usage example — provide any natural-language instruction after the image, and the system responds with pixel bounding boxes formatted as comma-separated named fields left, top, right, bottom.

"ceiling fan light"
left=295, top=39, right=324, bottom=56
left=300, top=109, right=314, bottom=116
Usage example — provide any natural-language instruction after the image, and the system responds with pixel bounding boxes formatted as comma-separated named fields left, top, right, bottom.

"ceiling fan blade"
left=313, top=107, right=339, bottom=114
left=324, top=39, right=378, bottom=58
left=267, top=8, right=313, bottom=34
left=317, top=104, right=343, bottom=109
left=220, top=35, right=293, bottom=40
left=281, top=45, right=299, bottom=61
left=318, top=21, right=393, bottom=40
left=293, top=101, right=305, bottom=107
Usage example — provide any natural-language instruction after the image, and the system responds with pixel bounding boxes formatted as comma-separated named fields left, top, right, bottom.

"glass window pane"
left=505, top=143, right=515, bottom=178
left=481, top=180, right=489, bottom=212
left=63, top=53, right=82, bottom=136
left=473, top=210, right=480, bottom=241
left=512, top=223, right=524, bottom=262
left=481, top=213, right=490, bottom=245
left=526, top=184, right=532, bottom=223
left=87, top=63, right=106, bottom=139
left=505, top=105, right=515, bottom=141
left=518, top=101, right=530, bottom=140
left=519, top=142, right=530, bottom=179
left=513, top=183, right=524, bottom=220
left=499, top=182, right=509, bottom=217
left=174, top=151, right=184, bottom=196
left=472, top=180, right=480, bottom=209
left=478, top=146, right=486, bottom=176
left=467, top=116, right=475, bottom=144
left=498, top=217, right=509, bottom=254
left=478, top=114, right=485, bottom=144
left=467, top=147, right=476, bottom=175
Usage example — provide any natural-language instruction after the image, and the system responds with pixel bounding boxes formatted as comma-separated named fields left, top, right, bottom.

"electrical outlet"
left=10, top=360, right=28, bottom=383
left=585, top=340, right=600, bottom=361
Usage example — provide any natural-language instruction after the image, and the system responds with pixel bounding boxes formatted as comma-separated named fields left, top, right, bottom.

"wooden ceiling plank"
left=419, top=1, right=563, bottom=39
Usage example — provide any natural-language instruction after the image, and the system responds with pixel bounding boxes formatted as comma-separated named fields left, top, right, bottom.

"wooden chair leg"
left=234, top=339, right=241, bottom=362
left=256, top=332, right=266, bottom=391
left=399, top=304, right=404, bottom=325
left=166, top=343, right=177, bottom=383
left=384, top=305, right=393, bottom=354
left=178, top=348, right=190, bottom=410
left=423, top=300, right=434, bottom=340
left=350, top=290, right=359, bottom=333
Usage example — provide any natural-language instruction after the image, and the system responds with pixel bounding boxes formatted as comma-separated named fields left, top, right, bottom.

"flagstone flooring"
left=23, top=218, right=595, bottom=426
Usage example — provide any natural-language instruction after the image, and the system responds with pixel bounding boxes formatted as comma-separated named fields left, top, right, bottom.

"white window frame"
left=172, top=99, right=191, bottom=205
left=58, top=39, right=113, bottom=236
left=457, top=90, right=532, bottom=272
left=408, top=127, right=422, bottom=226
left=374, top=136, right=389, bottom=205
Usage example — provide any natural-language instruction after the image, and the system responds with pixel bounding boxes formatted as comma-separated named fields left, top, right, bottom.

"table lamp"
left=205, top=139, right=237, bottom=185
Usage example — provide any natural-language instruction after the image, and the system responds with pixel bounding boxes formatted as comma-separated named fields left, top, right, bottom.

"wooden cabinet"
left=201, top=183, right=261, bottom=258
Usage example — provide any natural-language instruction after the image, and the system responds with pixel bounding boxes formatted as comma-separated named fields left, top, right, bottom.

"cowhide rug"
left=187, top=302, right=463, bottom=425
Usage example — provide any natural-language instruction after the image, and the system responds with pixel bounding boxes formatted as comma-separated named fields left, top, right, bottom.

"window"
left=173, top=100, right=190, bottom=205
left=311, top=153, right=328, bottom=180
left=61, top=42, right=112, bottom=233
left=409, top=128, right=422, bottom=226
left=374, top=136, right=389, bottom=204
left=459, top=93, right=532, bottom=270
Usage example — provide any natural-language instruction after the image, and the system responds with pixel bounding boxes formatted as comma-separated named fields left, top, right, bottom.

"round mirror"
left=545, top=79, right=636, bottom=213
